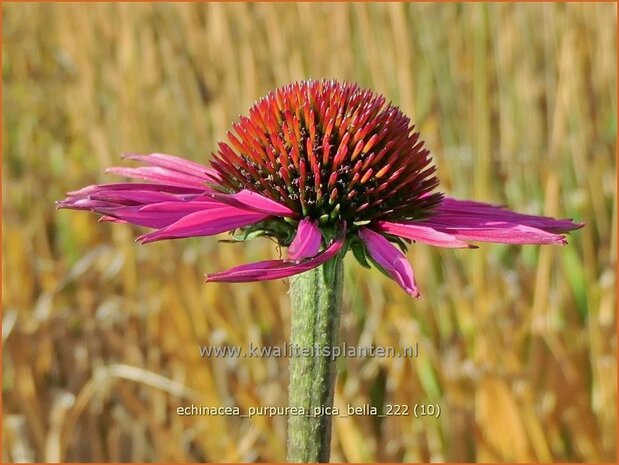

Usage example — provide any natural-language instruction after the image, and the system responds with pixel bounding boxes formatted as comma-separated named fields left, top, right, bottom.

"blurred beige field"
left=2, top=2, right=616, bottom=462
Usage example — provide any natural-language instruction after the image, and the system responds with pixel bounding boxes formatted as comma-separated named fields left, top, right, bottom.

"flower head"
left=58, top=79, right=583, bottom=296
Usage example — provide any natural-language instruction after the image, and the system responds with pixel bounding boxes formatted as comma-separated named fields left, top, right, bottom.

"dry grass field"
left=2, top=2, right=616, bottom=462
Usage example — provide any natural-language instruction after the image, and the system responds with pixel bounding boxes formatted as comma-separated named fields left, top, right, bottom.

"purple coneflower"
left=58, top=79, right=581, bottom=297
left=58, top=79, right=582, bottom=462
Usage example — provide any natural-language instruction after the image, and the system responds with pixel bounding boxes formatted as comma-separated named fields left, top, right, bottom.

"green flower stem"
left=287, top=252, right=344, bottom=463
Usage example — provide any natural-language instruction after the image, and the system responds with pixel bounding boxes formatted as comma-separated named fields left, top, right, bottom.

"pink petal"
left=408, top=196, right=584, bottom=245
left=377, top=221, right=473, bottom=248
left=97, top=201, right=228, bottom=229
left=58, top=185, right=208, bottom=212
left=208, top=189, right=295, bottom=217
left=89, top=190, right=179, bottom=205
left=288, top=219, right=322, bottom=261
left=122, top=152, right=221, bottom=182
left=137, top=198, right=224, bottom=212
left=205, top=231, right=345, bottom=283
left=434, top=197, right=584, bottom=233
left=429, top=222, right=568, bottom=245
left=96, top=206, right=184, bottom=228
left=424, top=215, right=579, bottom=233
left=358, top=228, right=420, bottom=297
left=67, top=182, right=205, bottom=197
left=137, top=206, right=267, bottom=243
left=105, top=166, right=209, bottom=189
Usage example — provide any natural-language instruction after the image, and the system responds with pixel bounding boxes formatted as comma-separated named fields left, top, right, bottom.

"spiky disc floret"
left=211, top=80, right=442, bottom=227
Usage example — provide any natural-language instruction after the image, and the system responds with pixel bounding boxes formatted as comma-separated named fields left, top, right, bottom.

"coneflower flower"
left=58, top=79, right=582, bottom=297
left=58, top=79, right=583, bottom=462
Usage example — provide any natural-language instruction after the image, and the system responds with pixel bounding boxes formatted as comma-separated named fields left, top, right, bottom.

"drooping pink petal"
left=434, top=197, right=584, bottom=233
left=96, top=201, right=228, bottom=229
left=425, top=214, right=580, bottom=234
left=401, top=196, right=585, bottom=246
left=89, top=189, right=180, bottom=205
left=95, top=206, right=181, bottom=228
left=137, top=206, right=267, bottom=243
left=358, top=228, right=419, bottom=297
left=66, top=182, right=205, bottom=197
left=105, top=166, right=209, bottom=189
left=207, top=189, right=295, bottom=217
left=121, top=152, right=221, bottom=182
left=205, top=229, right=345, bottom=283
left=288, top=218, right=322, bottom=261
left=136, top=198, right=223, bottom=212
left=377, top=221, right=473, bottom=248
left=57, top=185, right=205, bottom=211
left=426, top=221, right=568, bottom=245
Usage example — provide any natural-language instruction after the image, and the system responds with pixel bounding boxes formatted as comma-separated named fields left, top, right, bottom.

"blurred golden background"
left=2, top=2, right=616, bottom=462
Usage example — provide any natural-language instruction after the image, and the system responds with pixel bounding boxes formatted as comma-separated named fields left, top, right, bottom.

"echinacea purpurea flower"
left=58, top=79, right=582, bottom=297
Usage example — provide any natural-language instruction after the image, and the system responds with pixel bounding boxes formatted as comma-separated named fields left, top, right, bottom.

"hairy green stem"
left=287, top=253, right=344, bottom=463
